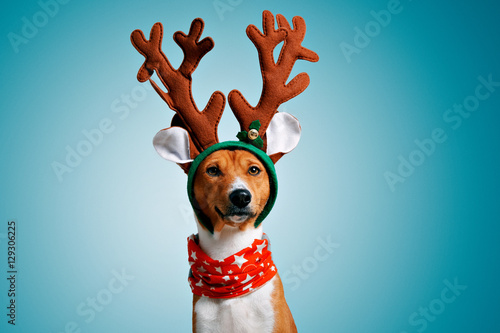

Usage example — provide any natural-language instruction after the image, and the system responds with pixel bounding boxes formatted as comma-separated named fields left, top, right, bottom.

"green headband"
left=187, top=141, right=278, bottom=233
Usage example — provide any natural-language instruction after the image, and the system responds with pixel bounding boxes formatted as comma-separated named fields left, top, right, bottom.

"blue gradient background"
left=1, top=0, right=499, bottom=332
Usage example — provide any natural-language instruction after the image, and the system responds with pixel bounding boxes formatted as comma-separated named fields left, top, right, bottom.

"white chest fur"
left=197, top=223, right=264, bottom=260
left=194, top=275, right=276, bottom=333
left=194, top=224, right=276, bottom=333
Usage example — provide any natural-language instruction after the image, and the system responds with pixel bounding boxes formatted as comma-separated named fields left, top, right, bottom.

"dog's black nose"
left=229, top=189, right=252, bottom=208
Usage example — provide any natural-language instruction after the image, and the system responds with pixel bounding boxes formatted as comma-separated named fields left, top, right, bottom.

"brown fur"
left=271, top=274, right=297, bottom=333
left=193, top=149, right=270, bottom=232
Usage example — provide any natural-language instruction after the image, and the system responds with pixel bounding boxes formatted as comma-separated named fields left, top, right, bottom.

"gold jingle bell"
left=248, top=129, right=259, bottom=140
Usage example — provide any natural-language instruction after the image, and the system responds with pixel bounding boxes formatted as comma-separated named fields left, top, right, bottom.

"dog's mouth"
left=215, top=206, right=256, bottom=223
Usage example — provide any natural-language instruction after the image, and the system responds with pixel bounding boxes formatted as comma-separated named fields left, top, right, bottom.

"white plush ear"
left=152, top=127, right=193, bottom=163
left=266, top=112, right=301, bottom=156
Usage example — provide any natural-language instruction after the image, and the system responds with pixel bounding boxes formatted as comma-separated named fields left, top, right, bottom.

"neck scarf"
left=187, top=234, right=277, bottom=299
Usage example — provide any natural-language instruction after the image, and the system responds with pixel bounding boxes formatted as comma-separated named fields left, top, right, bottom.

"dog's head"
left=187, top=142, right=278, bottom=233
left=192, top=148, right=271, bottom=232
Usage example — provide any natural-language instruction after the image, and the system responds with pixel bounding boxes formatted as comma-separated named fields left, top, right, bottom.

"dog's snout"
left=229, top=189, right=252, bottom=208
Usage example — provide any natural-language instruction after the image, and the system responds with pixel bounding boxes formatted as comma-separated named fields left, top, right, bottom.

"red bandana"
left=187, top=234, right=277, bottom=299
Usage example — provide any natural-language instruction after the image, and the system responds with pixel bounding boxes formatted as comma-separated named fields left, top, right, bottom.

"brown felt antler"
left=130, top=19, right=225, bottom=156
left=228, top=10, right=319, bottom=151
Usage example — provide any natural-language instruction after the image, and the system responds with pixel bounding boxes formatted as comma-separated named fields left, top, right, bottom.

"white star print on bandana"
left=187, top=234, right=277, bottom=298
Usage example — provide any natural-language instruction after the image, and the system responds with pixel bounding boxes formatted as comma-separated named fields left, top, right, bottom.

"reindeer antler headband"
left=131, top=10, right=318, bottom=231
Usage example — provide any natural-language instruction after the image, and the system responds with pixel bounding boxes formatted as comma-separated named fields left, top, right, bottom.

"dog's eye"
left=248, top=166, right=261, bottom=175
left=206, top=166, right=220, bottom=176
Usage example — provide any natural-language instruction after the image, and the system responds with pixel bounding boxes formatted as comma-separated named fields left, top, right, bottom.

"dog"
left=131, top=10, right=318, bottom=332
left=190, top=148, right=296, bottom=332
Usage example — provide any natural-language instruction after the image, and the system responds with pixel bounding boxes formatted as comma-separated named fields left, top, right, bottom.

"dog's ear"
left=266, top=112, right=301, bottom=164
